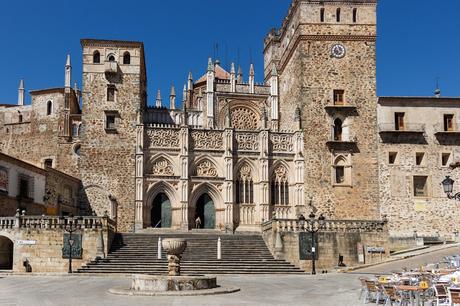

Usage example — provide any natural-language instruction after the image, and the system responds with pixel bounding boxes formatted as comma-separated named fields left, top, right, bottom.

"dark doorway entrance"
left=0, top=236, right=13, bottom=270
left=196, top=194, right=215, bottom=229
left=151, top=193, right=172, bottom=228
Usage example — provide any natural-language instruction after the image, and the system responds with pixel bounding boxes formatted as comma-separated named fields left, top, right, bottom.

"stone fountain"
left=108, top=238, right=239, bottom=296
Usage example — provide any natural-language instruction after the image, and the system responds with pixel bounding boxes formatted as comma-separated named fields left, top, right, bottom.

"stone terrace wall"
left=0, top=216, right=115, bottom=273
left=263, top=219, right=389, bottom=271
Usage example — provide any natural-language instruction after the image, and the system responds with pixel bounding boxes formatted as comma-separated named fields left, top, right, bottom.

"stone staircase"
left=78, top=232, right=305, bottom=275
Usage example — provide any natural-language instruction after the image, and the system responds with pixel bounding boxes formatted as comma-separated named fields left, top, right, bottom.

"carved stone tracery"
left=147, top=129, right=180, bottom=148
left=236, top=133, right=259, bottom=151
left=196, top=160, right=218, bottom=177
left=274, top=165, right=288, bottom=182
left=191, top=131, right=223, bottom=150
left=231, top=107, right=259, bottom=130
left=152, top=159, right=174, bottom=176
left=271, top=134, right=294, bottom=152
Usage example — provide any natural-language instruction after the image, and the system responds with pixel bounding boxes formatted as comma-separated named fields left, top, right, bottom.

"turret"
left=156, top=90, right=162, bottom=107
left=270, top=63, right=279, bottom=130
left=237, top=65, right=243, bottom=83
left=170, top=85, right=176, bottom=110
left=182, top=84, right=187, bottom=104
left=187, top=71, right=193, bottom=91
left=230, top=63, right=236, bottom=93
left=65, top=54, right=72, bottom=89
left=206, top=58, right=215, bottom=128
left=249, top=63, right=255, bottom=94
left=18, top=79, right=25, bottom=106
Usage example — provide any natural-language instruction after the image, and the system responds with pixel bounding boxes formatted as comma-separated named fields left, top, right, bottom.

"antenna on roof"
left=249, top=46, right=253, bottom=64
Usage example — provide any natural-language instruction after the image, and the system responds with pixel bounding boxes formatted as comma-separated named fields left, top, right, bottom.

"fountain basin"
left=161, top=238, right=187, bottom=255
left=108, top=274, right=240, bottom=296
left=132, top=274, right=217, bottom=292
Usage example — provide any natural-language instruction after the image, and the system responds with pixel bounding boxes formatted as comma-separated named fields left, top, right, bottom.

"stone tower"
left=264, top=0, right=380, bottom=219
left=80, top=39, right=147, bottom=232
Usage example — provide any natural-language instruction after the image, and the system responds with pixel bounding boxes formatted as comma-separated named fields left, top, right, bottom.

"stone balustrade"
left=0, top=216, right=116, bottom=231
left=263, top=218, right=387, bottom=233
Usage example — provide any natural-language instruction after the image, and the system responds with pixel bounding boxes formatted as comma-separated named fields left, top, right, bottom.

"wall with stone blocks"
left=0, top=227, right=113, bottom=273
left=263, top=230, right=389, bottom=271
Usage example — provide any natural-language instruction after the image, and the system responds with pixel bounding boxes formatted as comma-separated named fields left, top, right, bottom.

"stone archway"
left=195, top=194, right=216, bottom=229
left=0, top=236, right=13, bottom=270
left=151, top=193, right=172, bottom=228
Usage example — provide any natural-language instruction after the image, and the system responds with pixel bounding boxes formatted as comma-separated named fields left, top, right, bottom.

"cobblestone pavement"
left=0, top=248, right=458, bottom=306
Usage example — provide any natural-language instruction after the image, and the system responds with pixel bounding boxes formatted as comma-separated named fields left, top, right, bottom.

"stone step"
left=78, top=233, right=304, bottom=275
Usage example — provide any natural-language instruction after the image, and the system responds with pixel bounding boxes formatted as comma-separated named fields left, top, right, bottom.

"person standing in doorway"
left=195, top=215, right=202, bottom=229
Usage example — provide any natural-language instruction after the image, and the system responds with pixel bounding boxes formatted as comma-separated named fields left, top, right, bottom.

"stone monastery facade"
left=0, top=0, right=458, bottom=242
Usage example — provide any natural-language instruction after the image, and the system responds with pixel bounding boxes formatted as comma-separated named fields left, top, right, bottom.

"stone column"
left=135, top=124, right=144, bottom=231
left=223, top=128, right=234, bottom=230
left=259, top=130, right=270, bottom=223
left=293, top=130, right=305, bottom=217
left=179, top=126, right=190, bottom=230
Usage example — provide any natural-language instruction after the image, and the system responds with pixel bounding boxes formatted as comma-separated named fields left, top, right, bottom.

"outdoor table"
left=396, top=285, right=430, bottom=306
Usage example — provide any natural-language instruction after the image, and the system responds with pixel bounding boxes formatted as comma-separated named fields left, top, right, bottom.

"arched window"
left=353, top=8, right=358, bottom=23
left=123, top=52, right=131, bottom=65
left=336, top=8, right=341, bottom=22
left=333, top=156, right=349, bottom=185
left=18, top=114, right=23, bottom=123
left=271, top=165, right=289, bottom=205
left=320, top=8, right=325, bottom=22
left=236, top=164, right=254, bottom=204
left=46, top=101, right=52, bottom=116
left=93, top=51, right=100, bottom=64
left=108, top=55, right=116, bottom=62
left=72, top=124, right=78, bottom=137
left=334, top=118, right=343, bottom=141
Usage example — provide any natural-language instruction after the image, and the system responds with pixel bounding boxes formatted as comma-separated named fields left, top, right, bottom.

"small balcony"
left=378, top=123, right=425, bottom=134
left=326, top=135, right=358, bottom=145
left=434, top=123, right=460, bottom=136
left=104, top=61, right=118, bottom=74
left=324, top=104, right=357, bottom=111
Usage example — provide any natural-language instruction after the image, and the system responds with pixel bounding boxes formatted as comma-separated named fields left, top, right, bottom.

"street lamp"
left=442, top=176, right=460, bottom=201
left=303, top=212, right=326, bottom=275
left=60, top=215, right=83, bottom=273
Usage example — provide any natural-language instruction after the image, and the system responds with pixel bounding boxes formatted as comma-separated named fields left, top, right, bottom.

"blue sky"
left=0, top=0, right=459, bottom=106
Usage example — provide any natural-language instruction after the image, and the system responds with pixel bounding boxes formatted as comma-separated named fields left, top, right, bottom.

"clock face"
left=331, top=44, right=346, bottom=58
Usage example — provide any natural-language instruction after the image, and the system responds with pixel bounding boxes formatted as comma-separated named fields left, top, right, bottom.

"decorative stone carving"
left=231, top=107, right=259, bottom=130
left=152, top=159, right=174, bottom=176
left=239, top=164, right=252, bottom=180
left=147, top=129, right=180, bottom=148
left=191, top=131, right=223, bottom=150
left=236, top=133, right=259, bottom=151
left=196, top=160, right=218, bottom=177
left=271, top=134, right=294, bottom=152
left=274, top=165, right=287, bottom=181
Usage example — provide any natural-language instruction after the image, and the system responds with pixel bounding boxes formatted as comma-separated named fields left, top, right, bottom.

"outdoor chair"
left=433, top=284, right=450, bottom=306
left=364, top=280, right=382, bottom=304
left=381, top=285, right=403, bottom=306
left=448, top=287, right=460, bottom=306
left=358, top=277, right=369, bottom=302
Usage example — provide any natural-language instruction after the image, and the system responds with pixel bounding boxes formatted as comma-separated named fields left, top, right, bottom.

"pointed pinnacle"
left=170, top=85, right=176, bottom=96
left=156, top=89, right=162, bottom=101
left=231, top=63, right=236, bottom=74
left=207, top=58, right=214, bottom=71
left=237, top=65, right=243, bottom=76
left=188, top=71, right=193, bottom=81
left=250, top=63, right=255, bottom=76
left=19, top=79, right=24, bottom=90
left=66, top=54, right=71, bottom=67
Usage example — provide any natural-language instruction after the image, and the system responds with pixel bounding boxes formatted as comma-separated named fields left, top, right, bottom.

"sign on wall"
left=17, top=240, right=36, bottom=245
left=62, top=233, right=83, bottom=259
left=299, top=232, right=318, bottom=260
left=0, top=167, right=8, bottom=192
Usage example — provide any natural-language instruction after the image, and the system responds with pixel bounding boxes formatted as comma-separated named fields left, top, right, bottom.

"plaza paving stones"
left=0, top=274, right=361, bottom=306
